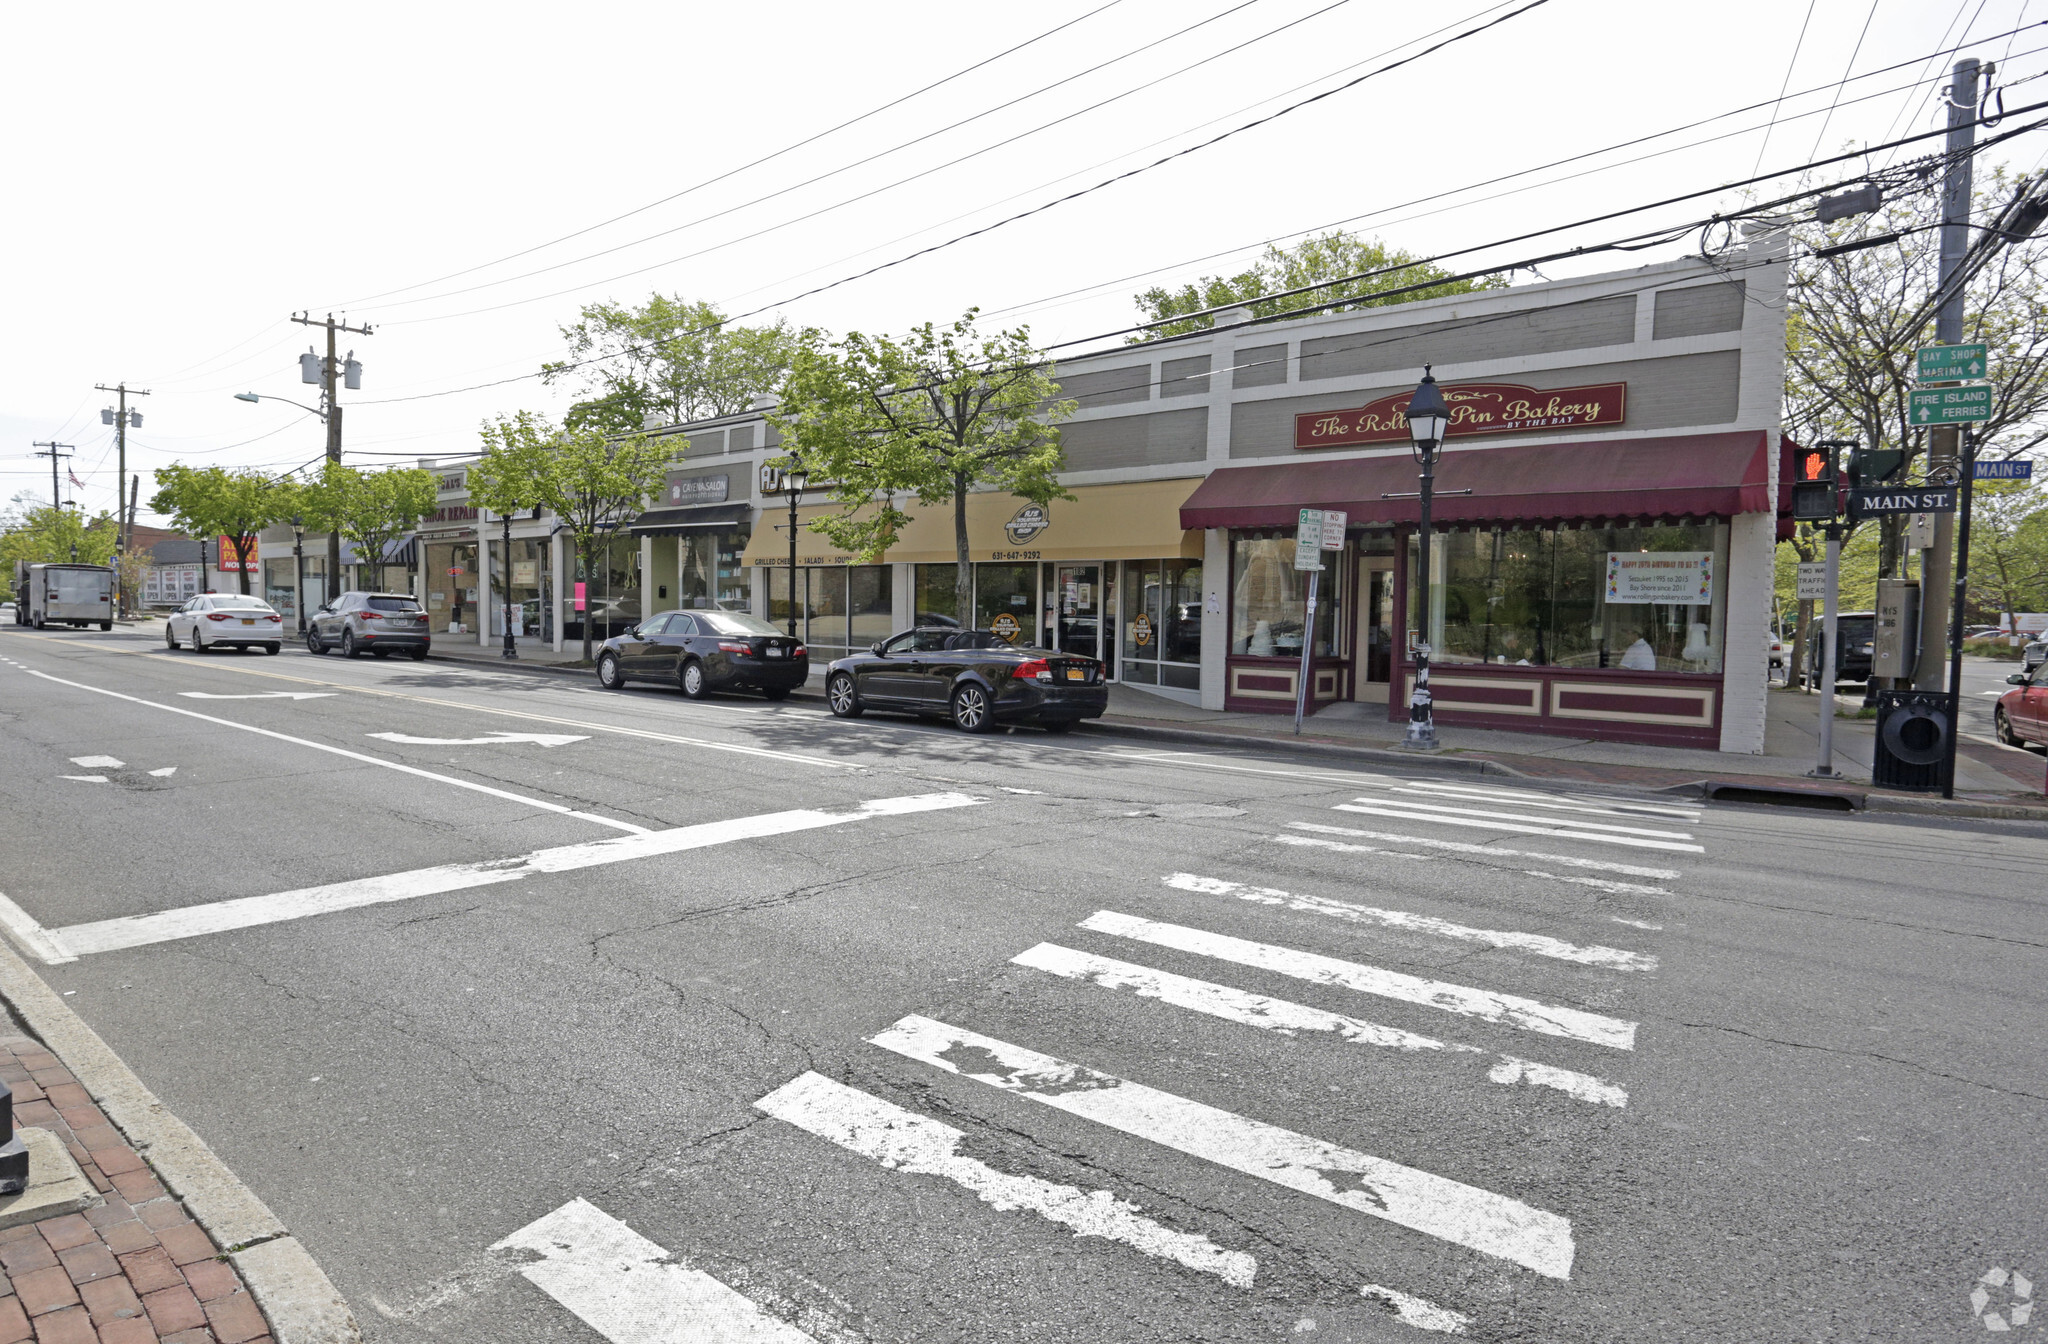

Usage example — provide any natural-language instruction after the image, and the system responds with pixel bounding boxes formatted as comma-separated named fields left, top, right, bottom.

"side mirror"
left=870, top=642, right=885, bottom=656
left=2008, top=672, right=2029, bottom=685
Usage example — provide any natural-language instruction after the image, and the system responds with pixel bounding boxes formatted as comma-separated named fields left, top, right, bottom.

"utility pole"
left=94, top=384, right=149, bottom=554
left=291, top=312, right=372, bottom=598
left=1913, top=57, right=1984, bottom=689
left=31, top=442, right=73, bottom=511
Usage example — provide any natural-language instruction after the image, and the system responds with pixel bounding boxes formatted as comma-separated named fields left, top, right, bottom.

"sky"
left=1, top=0, right=2039, bottom=529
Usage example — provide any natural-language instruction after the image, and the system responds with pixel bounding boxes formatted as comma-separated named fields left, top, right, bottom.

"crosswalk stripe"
left=1344, top=797, right=1695, bottom=840
left=869, top=1014, right=1575, bottom=1280
left=756, top=1071, right=1258, bottom=1286
left=1270, top=835, right=1671, bottom=896
left=1362, top=1282, right=1474, bottom=1334
left=1014, top=943, right=1627, bottom=1108
left=1374, top=782, right=1701, bottom=822
left=492, top=1197, right=820, bottom=1343
left=1081, top=911, right=1637, bottom=1050
left=1286, top=822, right=1681, bottom=878
left=1162, top=874, right=1657, bottom=972
left=1332, top=803, right=1705, bottom=854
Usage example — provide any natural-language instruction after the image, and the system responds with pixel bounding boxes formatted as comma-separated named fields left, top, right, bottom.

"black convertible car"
left=595, top=608, right=808, bottom=699
left=825, top=627, right=1107, bottom=733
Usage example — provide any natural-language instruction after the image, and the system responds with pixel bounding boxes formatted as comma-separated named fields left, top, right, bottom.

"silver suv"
left=306, top=591, right=431, bottom=660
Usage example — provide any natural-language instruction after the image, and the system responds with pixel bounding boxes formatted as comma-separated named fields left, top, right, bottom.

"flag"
left=67, top=469, right=85, bottom=489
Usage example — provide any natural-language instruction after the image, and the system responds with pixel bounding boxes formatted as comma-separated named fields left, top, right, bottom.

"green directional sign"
left=1915, top=343, right=1988, bottom=381
left=1908, top=384, right=1992, bottom=425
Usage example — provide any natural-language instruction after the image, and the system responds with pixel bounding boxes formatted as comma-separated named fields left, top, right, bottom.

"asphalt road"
left=0, top=624, right=2042, bottom=1343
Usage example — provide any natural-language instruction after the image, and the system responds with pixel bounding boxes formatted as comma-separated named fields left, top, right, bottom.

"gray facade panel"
left=1233, top=344, right=1288, bottom=388
left=1061, top=408, right=1208, bottom=471
left=1297, top=295, right=1639, bottom=381
left=683, top=429, right=727, bottom=458
left=730, top=423, right=757, bottom=453
left=1652, top=281, right=1746, bottom=340
left=1161, top=354, right=1211, bottom=398
left=1060, top=364, right=1154, bottom=408
left=1230, top=350, right=1742, bottom=457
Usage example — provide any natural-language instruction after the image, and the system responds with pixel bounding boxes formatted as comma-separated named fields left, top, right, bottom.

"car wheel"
left=1997, top=706, right=2022, bottom=747
left=306, top=629, right=325, bottom=655
left=951, top=683, right=994, bottom=734
left=100, top=621, right=112, bottom=631
left=680, top=659, right=708, bottom=699
left=596, top=652, right=624, bottom=689
left=165, top=624, right=179, bottom=650
left=1041, top=719, right=1076, bottom=734
left=264, top=643, right=280, bottom=656
left=341, top=631, right=360, bottom=659
left=192, top=627, right=207, bottom=654
left=761, top=686, right=791, bottom=701
left=409, top=648, right=429, bottom=662
left=827, top=672, right=863, bottom=718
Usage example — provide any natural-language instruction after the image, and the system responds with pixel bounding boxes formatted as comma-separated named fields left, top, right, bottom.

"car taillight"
left=265, top=614, right=282, bottom=622
left=793, top=645, right=806, bottom=658
left=1013, top=658, right=1053, bottom=682
left=205, top=613, right=232, bottom=621
left=718, top=641, right=751, bottom=654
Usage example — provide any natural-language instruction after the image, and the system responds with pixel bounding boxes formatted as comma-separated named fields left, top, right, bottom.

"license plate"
left=241, top=619, right=255, bottom=625
left=1066, top=668, right=1086, bottom=681
left=766, top=646, right=785, bottom=658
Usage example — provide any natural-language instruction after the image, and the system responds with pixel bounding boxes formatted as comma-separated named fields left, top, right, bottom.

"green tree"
left=147, top=466, right=290, bottom=596
left=1130, top=230, right=1507, bottom=342
left=1, top=506, right=119, bottom=592
left=1963, top=481, right=2048, bottom=632
left=470, top=412, right=673, bottom=663
left=771, top=311, right=1075, bottom=625
left=542, top=294, right=803, bottom=433
left=299, top=462, right=437, bottom=593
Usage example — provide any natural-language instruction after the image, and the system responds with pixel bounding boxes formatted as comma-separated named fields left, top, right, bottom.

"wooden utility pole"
left=290, top=312, right=372, bottom=599
left=94, top=383, right=150, bottom=554
left=31, top=442, right=73, bottom=511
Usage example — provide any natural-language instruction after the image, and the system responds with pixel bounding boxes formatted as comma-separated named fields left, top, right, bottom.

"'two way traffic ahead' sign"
left=1847, top=486, right=1958, bottom=521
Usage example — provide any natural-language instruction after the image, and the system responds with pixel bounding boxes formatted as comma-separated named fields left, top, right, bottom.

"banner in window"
left=1605, top=550, right=1713, bottom=603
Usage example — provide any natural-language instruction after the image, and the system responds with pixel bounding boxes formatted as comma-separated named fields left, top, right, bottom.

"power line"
left=1806, top=0, right=1885, bottom=160
left=371, top=0, right=1350, bottom=320
left=1751, top=0, right=1820, bottom=177
left=328, top=1, right=1130, bottom=308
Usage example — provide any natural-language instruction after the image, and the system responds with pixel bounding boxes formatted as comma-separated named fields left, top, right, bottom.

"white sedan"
left=166, top=594, right=285, bottom=654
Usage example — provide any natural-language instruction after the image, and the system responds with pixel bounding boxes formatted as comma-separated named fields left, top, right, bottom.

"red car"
left=1994, top=668, right=2048, bottom=749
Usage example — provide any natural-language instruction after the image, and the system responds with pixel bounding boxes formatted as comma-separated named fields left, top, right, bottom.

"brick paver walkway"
left=0, top=1037, right=271, bottom=1344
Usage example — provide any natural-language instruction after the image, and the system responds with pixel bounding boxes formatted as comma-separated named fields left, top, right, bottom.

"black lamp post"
left=500, top=510, right=518, bottom=660
left=782, top=457, right=807, bottom=638
left=1401, top=367, right=1451, bottom=752
left=291, top=516, right=306, bottom=634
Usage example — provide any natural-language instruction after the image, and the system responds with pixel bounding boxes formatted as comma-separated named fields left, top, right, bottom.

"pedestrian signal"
left=1791, top=443, right=1841, bottom=521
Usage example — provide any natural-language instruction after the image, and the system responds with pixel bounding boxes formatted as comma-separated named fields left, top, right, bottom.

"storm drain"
left=1701, top=783, right=1862, bottom=811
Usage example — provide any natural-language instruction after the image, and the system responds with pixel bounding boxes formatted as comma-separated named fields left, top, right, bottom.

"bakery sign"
left=1294, top=380, right=1626, bottom=449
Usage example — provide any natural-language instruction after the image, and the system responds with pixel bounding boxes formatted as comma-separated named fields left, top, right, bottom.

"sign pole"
left=1294, top=568, right=1318, bottom=736
left=1941, top=424, right=1977, bottom=799
left=1811, top=523, right=1843, bottom=778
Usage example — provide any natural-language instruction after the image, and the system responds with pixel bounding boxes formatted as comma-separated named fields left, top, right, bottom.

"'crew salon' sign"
left=1295, top=380, right=1626, bottom=448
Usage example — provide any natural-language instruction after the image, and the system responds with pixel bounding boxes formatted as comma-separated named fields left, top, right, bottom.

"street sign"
left=1847, top=486, right=1959, bottom=520
left=1974, top=458, right=2034, bottom=481
left=1318, top=509, right=1347, bottom=549
left=1915, top=343, right=1988, bottom=382
left=1796, top=562, right=1827, bottom=602
left=1907, top=384, right=1992, bottom=425
left=1294, top=507, right=1346, bottom=570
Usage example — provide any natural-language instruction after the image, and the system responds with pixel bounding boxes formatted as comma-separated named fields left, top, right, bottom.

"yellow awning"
left=741, top=478, right=1206, bottom=566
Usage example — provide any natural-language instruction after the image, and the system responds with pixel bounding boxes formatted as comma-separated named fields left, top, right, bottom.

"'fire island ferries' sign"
left=1295, top=381, right=1627, bottom=449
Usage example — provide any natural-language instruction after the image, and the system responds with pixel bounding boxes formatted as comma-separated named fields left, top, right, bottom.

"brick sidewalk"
left=0, top=1037, right=271, bottom=1344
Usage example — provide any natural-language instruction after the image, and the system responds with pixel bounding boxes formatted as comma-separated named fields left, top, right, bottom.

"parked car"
left=1764, top=631, right=1788, bottom=673
left=165, top=593, right=284, bottom=654
left=1995, top=665, right=2048, bottom=751
left=2023, top=637, right=2048, bottom=675
left=306, top=592, right=430, bottom=660
left=1804, top=612, right=1875, bottom=685
left=595, top=608, right=807, bottom=699
left=0, top=602, right=13, bottom=623
left=825, top=627, right=1108, bottom=733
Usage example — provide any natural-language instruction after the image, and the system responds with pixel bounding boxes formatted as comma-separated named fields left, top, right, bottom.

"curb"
left=1070, top=718, right=1529, bottom=776
left=0, top=939, right=362, bottom=1343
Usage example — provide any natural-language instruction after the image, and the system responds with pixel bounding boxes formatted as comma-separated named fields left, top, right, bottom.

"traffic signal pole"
left=1941, top=426, right=1978, bottom=799
left=1812, top=523, right=1843, bottom=779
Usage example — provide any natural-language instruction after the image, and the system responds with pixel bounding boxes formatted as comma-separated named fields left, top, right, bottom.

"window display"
left=1230, top=537, right=1339, bottom=657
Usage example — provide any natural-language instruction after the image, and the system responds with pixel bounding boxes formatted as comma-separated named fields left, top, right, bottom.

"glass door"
left=1355, top=557, right=1395, bottom=703
left=1054, top=563, right=1114, bottom=677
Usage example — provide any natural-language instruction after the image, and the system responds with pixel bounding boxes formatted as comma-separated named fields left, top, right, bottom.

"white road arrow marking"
left=148, top=767, right=176, bottom=778
left=178, top=692, right=336, bottom=700
left=494, top=1198, right=821, bottom=1343
left=58, top=776, right=109, bottom=784
left=366, top=731, right=590, bottom=747
left=70, top=756, right=123, bottom=768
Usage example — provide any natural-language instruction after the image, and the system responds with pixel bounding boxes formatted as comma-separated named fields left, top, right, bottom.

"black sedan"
left=595, top=608, right=808, bottom=699
left=825, top=627, right=1107, bottom=733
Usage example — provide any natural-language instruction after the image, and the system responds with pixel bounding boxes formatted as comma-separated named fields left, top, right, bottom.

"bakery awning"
left=628, top=503, right=753, bottom=535
left=1179, top=431, right=1780, bottom=530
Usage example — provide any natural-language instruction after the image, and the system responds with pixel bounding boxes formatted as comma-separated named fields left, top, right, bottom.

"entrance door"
left=1054, top=563, right=1113, bottom=677
left=1354, top=557, right=1396, bottom=704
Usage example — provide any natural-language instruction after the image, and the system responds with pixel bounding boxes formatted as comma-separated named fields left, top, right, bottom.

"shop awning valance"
left=629, top=503, right=753, bottom=535
left=1179, top=431, right=1781, bottom=530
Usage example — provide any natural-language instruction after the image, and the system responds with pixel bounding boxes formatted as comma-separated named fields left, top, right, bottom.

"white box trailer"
left=13, top=562, right=114, bottom=630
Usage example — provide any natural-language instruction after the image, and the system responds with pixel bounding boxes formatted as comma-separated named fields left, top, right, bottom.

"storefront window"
left=915, top=564, right=965, bottom=626
left=488, top=538, right=545, bottom=637
left=850, top=566, right=891, bottom=651
left=570, top=535, right=640, bottom=641
left=1230, top=537, right=1340, bottom=657
left=263, top=559, right=297, bottom=622
left=423, top=542, right=479, bottom=634
left=974, top=564, right=1037, bottom=644
left=1120, top=560, right=1203, bottom=688
left=1409, top=522, right=1728, bottom=673
left=771, top=565, right=891, bottom=658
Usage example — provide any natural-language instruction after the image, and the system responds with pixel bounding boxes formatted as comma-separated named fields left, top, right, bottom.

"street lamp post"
left=291, top=516, right=306, bottom=635
left=1400, top=368, right=1452, bottom=752
left=500, top=510, right=518, bottom=660
left=782, top=457, right=808, bottom=638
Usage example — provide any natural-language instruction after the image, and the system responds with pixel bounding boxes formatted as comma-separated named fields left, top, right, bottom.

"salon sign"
left=1605, top=551, right=1713, bottom=604
left=1295, top=380, right=1626, bottom=448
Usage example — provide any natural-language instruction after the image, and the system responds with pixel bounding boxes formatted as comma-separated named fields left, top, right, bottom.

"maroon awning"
left=1179, top=430, right=1780, bottom=530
